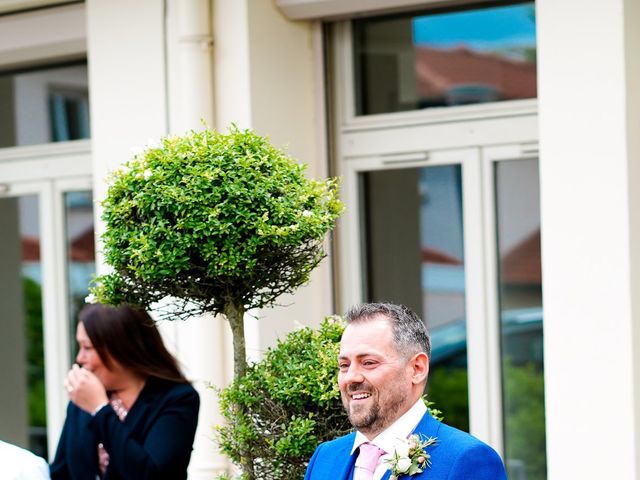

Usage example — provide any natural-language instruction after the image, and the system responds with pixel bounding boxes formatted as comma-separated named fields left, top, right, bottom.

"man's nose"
left=342, top=364, right=365, bottom=384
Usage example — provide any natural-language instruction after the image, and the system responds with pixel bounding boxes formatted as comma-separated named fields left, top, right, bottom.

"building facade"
left=0, top=0, right=639, bottom=479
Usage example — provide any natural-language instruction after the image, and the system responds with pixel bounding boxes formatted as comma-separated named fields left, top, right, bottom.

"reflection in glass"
left=353, top=2, right=536, bottom=115
left=361, top=166, right=469, bottom=431
left=0, top=195, right=47, bottom=457
left=65, top=191, right=95, bottom=363
left=495, top=158, right=546, bottom=480
left=0, top=63, right=90, bottom=148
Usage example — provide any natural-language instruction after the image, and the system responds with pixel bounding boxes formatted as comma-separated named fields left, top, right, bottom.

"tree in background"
left=92, top=126, right=344, bottom=478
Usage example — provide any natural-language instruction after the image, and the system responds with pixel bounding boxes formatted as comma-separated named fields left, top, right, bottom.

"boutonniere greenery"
left=384, top=434, right=437, bottom=479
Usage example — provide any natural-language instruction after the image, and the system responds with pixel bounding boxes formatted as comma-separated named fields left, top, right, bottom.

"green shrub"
left=503, top=359, right=546, bottom=480
left=24, top=277, right=46, bottom=428
left=92, top=126, right=343, bottom=326
left=426, top=367, right=468, bottom=432
left=217, top=317, right=348, bottom=480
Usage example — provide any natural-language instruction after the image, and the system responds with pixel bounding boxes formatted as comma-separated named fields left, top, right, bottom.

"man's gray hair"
left=344, top=303, right=431, bottom=359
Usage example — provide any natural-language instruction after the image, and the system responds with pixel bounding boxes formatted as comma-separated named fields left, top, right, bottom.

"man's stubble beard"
left=343, top=386, right=408, bottom=436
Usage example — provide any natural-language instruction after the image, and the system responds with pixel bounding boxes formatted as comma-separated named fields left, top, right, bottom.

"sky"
left=412, top=3, right=536, bottom=51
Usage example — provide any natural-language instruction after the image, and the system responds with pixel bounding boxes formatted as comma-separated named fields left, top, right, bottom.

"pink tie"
left=354, top=442, right=384, bottom=480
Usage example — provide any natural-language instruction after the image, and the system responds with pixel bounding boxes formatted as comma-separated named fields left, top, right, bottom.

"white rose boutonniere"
left=384, top=434, right=437, bottom=479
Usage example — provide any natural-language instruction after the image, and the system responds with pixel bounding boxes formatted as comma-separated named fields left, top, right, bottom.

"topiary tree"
left=91, top=126, right=344, bottom=478
left=216, top=317, right=443, bottom=480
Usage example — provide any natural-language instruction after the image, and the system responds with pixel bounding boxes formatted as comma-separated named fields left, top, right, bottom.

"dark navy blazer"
left=50, top=377, right=199, bottom=480
left=304, top=412, right=507, bottom=480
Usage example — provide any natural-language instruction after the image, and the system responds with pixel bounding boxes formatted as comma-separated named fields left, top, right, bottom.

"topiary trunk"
left=222, top=300, right=255, bottom=480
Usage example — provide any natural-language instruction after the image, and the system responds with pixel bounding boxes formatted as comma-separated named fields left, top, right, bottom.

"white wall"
left=213, top=0, right=333, bottom=359
left=537, top=0, right=640, bottom=477
left=247, top=1, right=334, bottom=354
left=86, top=0, right=167, bottom=243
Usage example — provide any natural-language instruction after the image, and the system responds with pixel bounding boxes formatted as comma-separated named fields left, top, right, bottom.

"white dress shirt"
left=350, top=399, right=428, bottom=480
left=0, top=440, right=50, bottom=480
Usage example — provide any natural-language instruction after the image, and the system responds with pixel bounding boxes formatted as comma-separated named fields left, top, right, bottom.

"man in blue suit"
left=304, top=303, right=507, bottom=480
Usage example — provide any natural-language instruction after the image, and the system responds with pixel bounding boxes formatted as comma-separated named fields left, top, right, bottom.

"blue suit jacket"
left=304, top=412, right=507, bottom=480
left=50, top=377, right=199, bottom=480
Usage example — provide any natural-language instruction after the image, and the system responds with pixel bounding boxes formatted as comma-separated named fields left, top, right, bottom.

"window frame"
left=332, top=17, right=538, bottom=132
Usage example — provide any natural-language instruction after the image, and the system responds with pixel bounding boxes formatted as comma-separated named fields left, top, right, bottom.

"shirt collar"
left=350, top=398, right=427, bottom=455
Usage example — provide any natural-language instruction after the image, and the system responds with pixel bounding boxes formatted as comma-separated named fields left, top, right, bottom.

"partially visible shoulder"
left=420, top=420, right=507, bottom=480
left=435, top=421, right=490, bottom=452
left=146, top=377, right=200, bottom=405
left=0, top=440, right=50, bottom=479
left=168, top=380, right=198, bottom=396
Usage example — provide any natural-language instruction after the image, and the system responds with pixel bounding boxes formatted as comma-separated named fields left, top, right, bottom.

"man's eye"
left=339, top=364, right=348, bottom=370
left=363, top=361, right=376, bottom=367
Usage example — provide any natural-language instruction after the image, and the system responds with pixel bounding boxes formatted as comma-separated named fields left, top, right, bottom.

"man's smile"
left=350, top=392, right=372, bottom=401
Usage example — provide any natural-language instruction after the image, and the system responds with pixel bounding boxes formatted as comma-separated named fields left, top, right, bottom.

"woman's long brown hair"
left=79, top=303, right=187, bottom=384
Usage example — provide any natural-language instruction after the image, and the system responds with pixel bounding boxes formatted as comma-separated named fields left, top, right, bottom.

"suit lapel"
left=120, top=377, right=161, bottom=434
left=411, top=411, right=441, bottom=438
left=380, top=413, right=440, bottom=480
left=411, top=412, right=442, bottom=479
left=338, top=436, right=358, bottom=480
left=323, top=432, right=358, bottom=480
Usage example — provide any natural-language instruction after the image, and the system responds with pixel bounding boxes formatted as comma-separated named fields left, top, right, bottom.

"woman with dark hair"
left=50, top=303, right=199, bottom=480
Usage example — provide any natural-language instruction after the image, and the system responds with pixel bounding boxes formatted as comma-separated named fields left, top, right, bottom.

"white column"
left=213, top=0, right=332, bottom=359
left=166, top=0, right=214, bottom=133
left=537, top=0, right=640, bottom=478
left=245, top=1, right=333, bottom=354
left=213, top=0, right=252, bottom=130
left=86, top=0, right=168, bottom=268
left=165, top=1, right=229, bottom=477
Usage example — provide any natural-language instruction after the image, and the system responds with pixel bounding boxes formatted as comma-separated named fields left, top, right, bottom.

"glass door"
left=339, top=148, right=489, bottom=437
left=0, top=186, right=47, bottom=457
left=484, top=145, right=545, bottom=480
left=338, top=143, right=546, bottom=477
left=0, top=176, right=95, bottom=459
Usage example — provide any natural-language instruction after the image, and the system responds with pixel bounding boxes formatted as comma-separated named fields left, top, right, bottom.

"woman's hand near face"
left=64, top=364, right=109, bottom=414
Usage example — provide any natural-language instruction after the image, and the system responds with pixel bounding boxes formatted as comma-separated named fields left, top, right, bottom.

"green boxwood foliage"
left=217, top=317, right=348, bottom=480
left=93, top=126, right=343, bottom=319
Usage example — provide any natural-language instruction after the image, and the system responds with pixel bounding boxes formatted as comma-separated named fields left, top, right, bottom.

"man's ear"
left=410, top=352, right=429, bottom=385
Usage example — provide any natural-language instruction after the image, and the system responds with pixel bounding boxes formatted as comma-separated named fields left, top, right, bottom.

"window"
left=353, top=2, right=536, bottom=115
left=0, top=63, right=90, bottom=148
